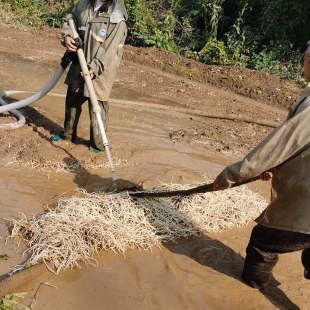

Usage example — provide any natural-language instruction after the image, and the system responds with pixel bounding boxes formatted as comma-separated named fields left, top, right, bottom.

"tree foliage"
left=1, top=0, right=310, bottom=81
left=125, top=0, right=310, bottom=81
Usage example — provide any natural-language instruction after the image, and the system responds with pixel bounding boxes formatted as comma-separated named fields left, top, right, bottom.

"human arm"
left=213, top=105, right=310, bottom=189
left=64, top=35, right=77, bottom=52
left=61, top=4, right=79, bottom=48
left=213, top=171, right=273, bottom=190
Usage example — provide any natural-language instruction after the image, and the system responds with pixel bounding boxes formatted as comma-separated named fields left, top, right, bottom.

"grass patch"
left=0, top=3, right=23, bottom=29
left=0, top=293, right=28, bottom=310
left=0, top=254, right=9, bottom=260
left=0, top=0, right=73, bottom=28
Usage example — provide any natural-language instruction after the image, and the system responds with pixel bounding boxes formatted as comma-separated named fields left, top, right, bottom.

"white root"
left=9, top=181, right=267, bottom=274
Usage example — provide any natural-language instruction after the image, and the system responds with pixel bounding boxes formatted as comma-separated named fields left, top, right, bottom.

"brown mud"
left=0, top=24, right=309, bottom=309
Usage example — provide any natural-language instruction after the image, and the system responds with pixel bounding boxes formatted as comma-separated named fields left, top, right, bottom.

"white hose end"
left=112, top=171, right=118, bottom=181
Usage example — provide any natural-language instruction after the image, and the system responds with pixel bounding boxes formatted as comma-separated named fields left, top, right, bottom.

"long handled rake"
left=130, top=176, right=261, bottom=198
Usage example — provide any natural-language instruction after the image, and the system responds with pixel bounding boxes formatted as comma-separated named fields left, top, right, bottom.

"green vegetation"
left=125, top=0, right=309, bottom=83
left=0, top=0, right=74, bottom=28
left=1, top=0, right=310, bottom=82
left=0, top=254, right=9, bottom=260
left=0, top=293, right=28, bottom=310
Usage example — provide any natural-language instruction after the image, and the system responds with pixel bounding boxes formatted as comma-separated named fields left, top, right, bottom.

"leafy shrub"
left=199, top=39, right=230, bottom=65
left=1, top=0, right=74, bottom=28
left=0, top=293, right=28, bottom=310
left=1, top=0, right=309, bottom=82
left=125, top=0, right=308, bottom=81
left=125, top=0, right=178, bottom=51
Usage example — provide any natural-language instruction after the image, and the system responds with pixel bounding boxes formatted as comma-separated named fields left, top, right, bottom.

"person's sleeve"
left=217, top=105, right=310, bottom=185
left=88, top=21, right=127, bottom=76
left=60, top=5, right=78, bottom=47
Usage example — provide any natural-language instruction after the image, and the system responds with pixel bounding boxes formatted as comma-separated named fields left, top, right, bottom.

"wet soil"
left=0, top=24, right=309, bottom=309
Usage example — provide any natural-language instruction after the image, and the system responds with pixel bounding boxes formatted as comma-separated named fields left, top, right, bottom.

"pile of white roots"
left=10, top=183, right=267, bottom=274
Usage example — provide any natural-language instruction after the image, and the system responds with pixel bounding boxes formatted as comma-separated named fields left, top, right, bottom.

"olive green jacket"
left=61, top=0, right=127, bottom=101
left=217, top=86, right=310, bottom=234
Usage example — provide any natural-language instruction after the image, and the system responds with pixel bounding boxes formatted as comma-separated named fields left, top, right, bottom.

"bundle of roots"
left=9, top=182, right=267, bottom=274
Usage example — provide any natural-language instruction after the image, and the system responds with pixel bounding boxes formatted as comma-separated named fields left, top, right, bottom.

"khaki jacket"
left=61, top=0, right=127, bottom=101
left=218, top=87, right=310, bottom=234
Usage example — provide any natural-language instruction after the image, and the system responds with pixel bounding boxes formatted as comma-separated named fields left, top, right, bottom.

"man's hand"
left=260, top=171, right=273, bottom=181
left=213, top=174, right=232, bottom=191
left=65, top=35, right=77, bottom=52
left=81, top=69, right=95, bottom=80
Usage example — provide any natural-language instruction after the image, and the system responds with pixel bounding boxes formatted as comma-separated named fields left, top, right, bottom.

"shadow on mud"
left=21, top=104, right=141, bottom=193
left=166, top=237, right=300, bottom=310
left=21, top=104, right=89, bottom=147
left=18, top=102, right=300, bottom=310
left=62, top=156, right=142, bottom=193
left=133, top=195, right=301, bottom=310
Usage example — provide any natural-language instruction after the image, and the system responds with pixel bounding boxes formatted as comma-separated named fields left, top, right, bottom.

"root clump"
left=10, top=182, right=267, bottom=274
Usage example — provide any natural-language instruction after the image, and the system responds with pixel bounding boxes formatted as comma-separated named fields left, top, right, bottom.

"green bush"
left=125, top=0, right=309, bottom=81
left=0, top=293, right=28, bottom=310
left=199, top=39, right=230, bottom=65
left=1, top=0, right=309, bottom=82
left=125, top=0, right=178, bottom=51
left=1, top=0, right=74, bottom=28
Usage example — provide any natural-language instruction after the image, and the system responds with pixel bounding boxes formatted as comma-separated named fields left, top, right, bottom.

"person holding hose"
left=57, top=0, right=127, bottom=152
left=213, top=45, right=310, bottom=289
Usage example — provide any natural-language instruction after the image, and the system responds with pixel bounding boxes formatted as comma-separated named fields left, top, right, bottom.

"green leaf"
left=0, top=254, right=9, bottom=260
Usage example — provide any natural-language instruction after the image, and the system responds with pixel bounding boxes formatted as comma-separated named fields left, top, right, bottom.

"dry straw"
left=10, top=182, right=267, bottom=274
left=6, top=155, right=129, bottom=172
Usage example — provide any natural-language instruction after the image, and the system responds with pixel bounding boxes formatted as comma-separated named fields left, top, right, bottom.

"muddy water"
left=0, top=53, right=309, bottom=310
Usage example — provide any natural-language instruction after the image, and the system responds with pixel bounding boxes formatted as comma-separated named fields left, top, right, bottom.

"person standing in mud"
left=213, top=45, right=310, bottom=289
left=58, top=0, right=127, bottom=152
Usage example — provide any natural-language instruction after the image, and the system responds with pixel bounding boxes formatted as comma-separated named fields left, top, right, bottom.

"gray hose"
left=0, top=95, right=26, bottom=129
left=0, top=66, right=65, bottom=115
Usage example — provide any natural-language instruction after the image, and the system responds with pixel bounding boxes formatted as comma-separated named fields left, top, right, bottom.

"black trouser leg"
left=88, top=100, right=109, bottom=151
left=242, top=224, right=310, bottom=289
left=302, top=248, right=310, bottom=279
left=242, top=244, right=278, bottom=289
left=63, top=88, right=87, bottom=141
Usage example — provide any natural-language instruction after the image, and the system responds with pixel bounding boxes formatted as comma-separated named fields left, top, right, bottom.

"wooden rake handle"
left=129, top=176, right=261, bottom=198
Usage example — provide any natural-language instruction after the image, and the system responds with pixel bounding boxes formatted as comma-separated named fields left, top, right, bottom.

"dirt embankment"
left=0, top=23, right=302, bottom=108
left=124, top=46, right=302, bottom=109
left=0, top=24, right=295, bottom=161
